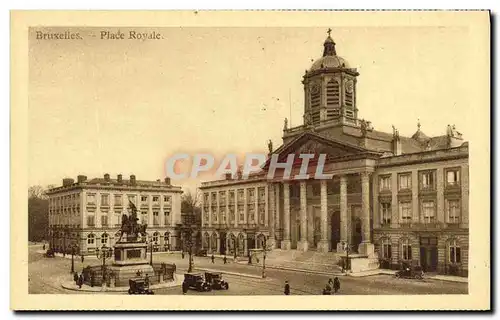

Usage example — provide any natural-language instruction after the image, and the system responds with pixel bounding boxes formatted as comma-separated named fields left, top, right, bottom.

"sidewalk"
left=195, top=267, right=267, bottom=280
left=347, top=269, right=468, bottom=283
left=62, top=273, right=183, bottom=292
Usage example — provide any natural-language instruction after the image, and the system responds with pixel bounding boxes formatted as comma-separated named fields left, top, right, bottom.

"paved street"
left=29, top=245, right=468, bottom=295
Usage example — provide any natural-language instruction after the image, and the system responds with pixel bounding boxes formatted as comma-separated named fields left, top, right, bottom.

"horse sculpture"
left=117, top=201, right=148, bottom=243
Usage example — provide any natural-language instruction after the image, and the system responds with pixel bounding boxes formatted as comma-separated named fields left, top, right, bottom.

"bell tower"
left=302, top=29, right=360, bottom=127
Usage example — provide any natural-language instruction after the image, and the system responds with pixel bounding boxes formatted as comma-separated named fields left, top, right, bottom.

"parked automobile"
left=205, top=272, right=229, bottom=290
left=128, top=277, right=154, bottom=295
left=195, top=249, right=207, bottom=257
left=44, top=249, right=55, bottom=258
left=183, top=273, right=211, bottom=292
left=395, top=265, right=424, bottom=279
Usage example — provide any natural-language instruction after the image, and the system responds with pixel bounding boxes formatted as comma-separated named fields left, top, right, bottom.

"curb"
left=61, top=276, right=183, bottom=292
left=195, top=268, right=265, bottom=280
left=236, top=262, right=343, bottom=277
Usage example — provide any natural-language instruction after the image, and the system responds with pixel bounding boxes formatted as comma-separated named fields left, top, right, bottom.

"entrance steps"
left=262, top=249, right=343, bottom=273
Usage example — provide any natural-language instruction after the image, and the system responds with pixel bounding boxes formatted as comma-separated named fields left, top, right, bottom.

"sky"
left=28, top=26, right=475, bottom=192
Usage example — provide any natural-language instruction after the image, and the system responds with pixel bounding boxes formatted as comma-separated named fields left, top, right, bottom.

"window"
left=248, top=189, right=255, bottom=202
left=248, top=204, right=255, bottom=222
left=398, top=173, right=411, bottom=190
left=401, top=239, right=412, bottom=260
left=128, top=195, right=136, bottom=205
left=87, top=215, right=95, bottom=226
left=101, top=215, right=108, bottom=226
left=164, top=232, right=170, bottom=250
left=381, top=238, right=392, bottom=259
left=164, top=195, right=171, bottom=203
left=141, top=196, right=148, bottom=202
left=258, top=187, right=265, bottom=201
left=87, top=234, right=95, bottom=245
left=114, top=194, right=122, bottom=206
left=152, top=232, right=159, bottom=243
left=87, top=194, right=96, bottom=205
left=381, top=202, right=391, bottom=225
left=422, top=201, right=435, bottom=223
left=220, top=207, right=226, bottom=223
left=141, top=210, right=148, bottom=224
left=399, top=201, right=412, bottom=223
left=446, top=169, right=460, bottom=186
left=153, top=196, right=159, bottom=202
left=211, top=192, right=217, bottom=202
left=203, top=193, right=209, bottom=204
left=379, top=175, right=391, bottom=191
left=101, top=233, right=108, bottom=244
left=420, top=170, right=436, bottom=190
left=153, top=211, right=159, bottom=225
left=447, top=199, right=460, bottom=223
left=229, top=207, right=235, bottom=222
left=312, top=184, right=321, bottom=196
left=449, top=240, right=461, bottom=264
left=238, top=205, right=244, bottom=222
left=326, top=80, right=340, bottom=108
left=310, top=84, right=321, bottom=109
left=229, top=191, right=235, bottom=203
left=101, top=194, right=109, bottom=206
left=237, top=189, right=244, bottom=202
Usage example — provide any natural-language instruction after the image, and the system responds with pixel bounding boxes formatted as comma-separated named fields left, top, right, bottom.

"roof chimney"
left=77, top=175, right=87, bottom=183
left=117, top=174, right=123, bottom=183
left=225, top=172, right=233, bottom=180
left=62, top=178, right=74, bottom=186
left=104, top=173, right=110, bottom=182
left=130, top=175, right=136, bottom=185
left=164, top=177, right=171, bottom=185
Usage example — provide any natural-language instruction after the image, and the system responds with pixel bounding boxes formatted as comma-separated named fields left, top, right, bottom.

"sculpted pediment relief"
left=280, top=134, right=365, bottom=160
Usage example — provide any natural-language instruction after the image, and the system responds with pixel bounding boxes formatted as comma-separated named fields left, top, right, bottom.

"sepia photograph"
left=11, top=10, right=490, bottom=311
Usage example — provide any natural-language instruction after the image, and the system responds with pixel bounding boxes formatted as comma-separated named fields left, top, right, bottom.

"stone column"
left=268, top=183, right=276, bottom=248
left=234, top=190, right=238, bottom=228
left=281, top=182, right=291, bottom=250
left=337, top=175, right=348, bottom=252
left=208, top=192, right=212, bottom=227
left=298, top=181, right=309, bottom=251
left=254, top=186, right=258, bottom=224
left=275, top=184, right=281, bottom=239
left=358, top=172, right=375, bottom=257
left=226, top=190, right=230, bottom=227
left=244, top=189, right=248, bottom=225
left=318, top=180, right=329, bottom=252
left=265, top=185, right=269, bottom=227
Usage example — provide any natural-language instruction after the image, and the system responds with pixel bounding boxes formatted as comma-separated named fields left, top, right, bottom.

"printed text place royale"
left=100, top=30, right=162, bottom=40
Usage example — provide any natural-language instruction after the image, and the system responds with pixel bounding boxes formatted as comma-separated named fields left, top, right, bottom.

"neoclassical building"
left=200, top=32, right=469, bottom=276
left=47, top=174, right=182, bottom=256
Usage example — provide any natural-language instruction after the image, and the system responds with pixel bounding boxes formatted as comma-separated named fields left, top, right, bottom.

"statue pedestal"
left=108, top=241, right=154, bottom=287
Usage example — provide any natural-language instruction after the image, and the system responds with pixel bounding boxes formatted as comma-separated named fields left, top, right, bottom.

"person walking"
left=43, top=244, right=46, bottom=250
left=333, top=277, right=340, bottom=294
left=211, top=254, right=215, bottom=264
left=284, top=281, right=290, bottom=295
left=81, top=255, right=84, bottom=263
left=73, top=272, right=79, bottom=284
left=181, top=251, right=185, bottom=259
left=78, top=274, right=83, bottom=289
left=223, top=255, right=227, bottom=264
left=145, top=274, right=150, bottom=288
left=182, top=280, right=188, bottom=294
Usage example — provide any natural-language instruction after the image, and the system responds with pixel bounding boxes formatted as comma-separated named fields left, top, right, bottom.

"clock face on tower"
left=345, top=80, right=354, bottom=94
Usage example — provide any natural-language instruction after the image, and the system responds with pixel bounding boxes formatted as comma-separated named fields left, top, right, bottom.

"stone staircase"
left=262, top=249, right=343, bottom=273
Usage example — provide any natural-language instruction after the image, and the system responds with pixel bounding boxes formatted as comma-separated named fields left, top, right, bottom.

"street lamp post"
left=96, top=244, right=113, bottom=285
left=70, top=244, right=78, bottom=274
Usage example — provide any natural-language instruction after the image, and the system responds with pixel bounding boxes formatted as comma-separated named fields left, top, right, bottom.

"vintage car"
left=195, top=249, right=207, bottom=257
left=205, top=272, right=229, bottom=290
left=395, top=265, right=424, bottom=279
left=44, top=249, right=55, bottom=258
left=183, top=273, right=211, bottom=292
left=128, top=277, right=154, bottom=295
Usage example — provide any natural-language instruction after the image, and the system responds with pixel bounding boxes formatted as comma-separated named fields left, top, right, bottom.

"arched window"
left=87, top=234, right=95, bottom=245
left=228, top=234, right=236, bottom=253
left=238, top=233, right=245, bottom=252
left=101, top=233, right=108, bottom=245
left=449, top=239, right=461, bottom=264
left=211, top=233, right=218, bottom=253
left=401, top=238, right=412, bottom=261
left=153, top=232, right=159, bottom=244
left=203, top=232, right=210, bottom=250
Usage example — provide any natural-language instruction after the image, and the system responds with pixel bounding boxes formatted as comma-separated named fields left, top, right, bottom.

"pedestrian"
left=223, top=255, right=227, bottom=264
left=43, top=244, right=46, bottom=250
left=78, top=274, right=83, bottom=289
left=323, top=282, right=332, bottom=295
left=333, top=277, right=340, bottom=294
left=284, top=281, right=290, bottom=295
left=81, top=255, right=84, bottom=263
left=90, top=272, right=95, bottom=287
left=145, top=274, right=150, bottom=288
left=182, top=280, right=188, bottom=294
left=73, top=272, right=78, bottom=284
left=173, top=263, right=177, bottom=274
left=211, top=254, right=215, bottom=263
left=181, top=251, right=185, bottom=259
left=328, top=278, right=333, bottom=287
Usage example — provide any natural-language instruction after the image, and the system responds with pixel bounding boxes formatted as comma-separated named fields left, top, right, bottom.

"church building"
left=199, top=31, right=469, bottom=277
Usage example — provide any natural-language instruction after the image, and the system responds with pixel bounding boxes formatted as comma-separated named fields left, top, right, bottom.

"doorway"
left=420, top=237, right=438, bottom=272
left=351, top=217, right=362, bottom=253
left=220, top=232, right=227, bottom=255
left=331, top=211, right=340, bottom=251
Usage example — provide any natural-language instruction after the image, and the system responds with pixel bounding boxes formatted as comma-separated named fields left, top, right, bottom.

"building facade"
left=199, top=31, right=469, bottom=276
left=47, top=174, right=182, bottom=256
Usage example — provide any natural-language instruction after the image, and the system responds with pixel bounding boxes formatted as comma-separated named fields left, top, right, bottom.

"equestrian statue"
left=117, top=200, right=148, bottom=242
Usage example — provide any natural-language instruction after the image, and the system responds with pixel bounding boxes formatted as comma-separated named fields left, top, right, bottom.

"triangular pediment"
left=273, top=132, right=370, bottom=162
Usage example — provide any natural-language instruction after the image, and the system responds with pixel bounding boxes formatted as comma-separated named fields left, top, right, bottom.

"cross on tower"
left=327, top=28, right=332, bottom=37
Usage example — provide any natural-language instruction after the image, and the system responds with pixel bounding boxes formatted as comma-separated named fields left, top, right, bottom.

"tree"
left=28, top=185, right=51, bottom=242
left=181, top=189, right=202, bottom=253
left=181, top=189, right=201, bottom=214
